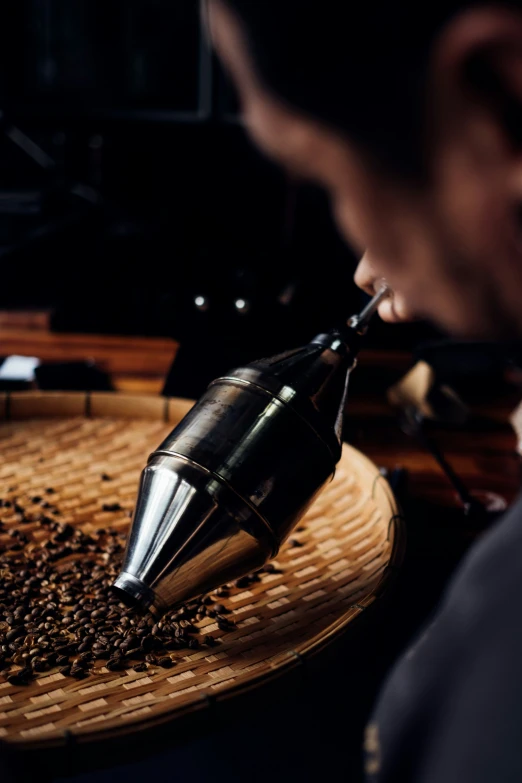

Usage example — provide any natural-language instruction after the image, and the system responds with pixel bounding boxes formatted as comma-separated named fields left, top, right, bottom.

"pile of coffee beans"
left=0, top=486, right=279, bottom=685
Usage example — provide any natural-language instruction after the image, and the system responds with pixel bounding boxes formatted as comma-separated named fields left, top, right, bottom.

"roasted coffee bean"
left=71, top=666, right=88, bottom=679
left=6, top=627, right=23, bottom=642
left=133, top=662, right=147, bottom=672
left=234, top=576, right=251, bottom=589
left=140, top=635, right=156, bottom=652
left=7, top=672, right=29, bottom=685
left=106, top=658, right=123, bottom=672
left=158, top=656, right=174, bottom=668
left=59, top=665, right=71, bottom=676
left=56, top=654, right=69, bottom=666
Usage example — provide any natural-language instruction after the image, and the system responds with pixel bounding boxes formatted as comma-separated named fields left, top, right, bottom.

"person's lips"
left=377, top=293, right=413, bottom=323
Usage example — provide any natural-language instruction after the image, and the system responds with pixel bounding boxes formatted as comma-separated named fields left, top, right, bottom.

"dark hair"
left=221, top=1, right=522, bottom=179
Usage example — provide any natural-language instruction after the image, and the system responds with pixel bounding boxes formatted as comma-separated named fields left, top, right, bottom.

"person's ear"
left=427, top=6, right=522, bottom=261
left=428, top=7, right=522, bottom=170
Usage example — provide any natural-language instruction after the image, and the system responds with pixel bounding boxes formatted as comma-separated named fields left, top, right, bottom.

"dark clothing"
left=366, top=493, right=522, bottom=782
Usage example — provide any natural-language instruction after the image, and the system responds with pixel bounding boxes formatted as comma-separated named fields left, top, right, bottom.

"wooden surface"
left=0, top=393, right=401, bottom=745
left=0, top=313, right=178, bottom=395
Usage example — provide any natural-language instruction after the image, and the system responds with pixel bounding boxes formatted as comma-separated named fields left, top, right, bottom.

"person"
left=208, top=1, right=522, bottom=781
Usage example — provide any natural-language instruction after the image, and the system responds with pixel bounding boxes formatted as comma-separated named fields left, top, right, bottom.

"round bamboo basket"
left=0, top=391, right=404, bottom=749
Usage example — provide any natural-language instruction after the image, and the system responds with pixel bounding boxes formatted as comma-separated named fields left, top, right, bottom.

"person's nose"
left=354, top=252, right=413, bottom=324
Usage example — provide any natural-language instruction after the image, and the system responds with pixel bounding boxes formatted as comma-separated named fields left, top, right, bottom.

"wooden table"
left=0, top=313, right=178, bottom=394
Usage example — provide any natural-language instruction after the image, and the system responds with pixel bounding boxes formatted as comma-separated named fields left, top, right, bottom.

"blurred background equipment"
left=0, top=0, right=436, bottom=398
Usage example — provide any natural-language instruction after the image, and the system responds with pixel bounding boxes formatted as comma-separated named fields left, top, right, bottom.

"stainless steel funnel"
left=113, top=288, right=390, bottom=615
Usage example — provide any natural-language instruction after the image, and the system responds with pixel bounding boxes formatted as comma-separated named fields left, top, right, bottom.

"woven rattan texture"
left=0, top=394, right=399, bottom=744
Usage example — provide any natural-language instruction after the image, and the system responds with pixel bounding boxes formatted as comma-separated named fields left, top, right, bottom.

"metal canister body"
left=156, top=371, right=339, bottom=544
left=113, top=333, right=354, bottom=614
left=113, top=290, right=388, bottom=614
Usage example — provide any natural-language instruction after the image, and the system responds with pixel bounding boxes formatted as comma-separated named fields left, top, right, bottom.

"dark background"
left=0, top=0, right=435, bottom=388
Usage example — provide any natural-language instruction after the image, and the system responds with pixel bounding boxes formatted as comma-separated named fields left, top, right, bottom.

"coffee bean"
left=140, top=635, right=156, bottom=652
left=6, top=627, right=23, bottom=642
left=158, top=656, right=174, bottom=668
left=133, top=662, right=147, bottom=672
left=106, top=658, right=123, bottom=672
left=7, top=672, right=28, bottom=685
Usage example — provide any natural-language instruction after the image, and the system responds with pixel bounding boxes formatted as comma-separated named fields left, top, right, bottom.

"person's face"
left=209, top=1, right=522, bottom=339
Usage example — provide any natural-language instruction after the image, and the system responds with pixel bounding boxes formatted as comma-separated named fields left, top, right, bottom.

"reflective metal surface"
left=348, top=284, right=390, bottom=334
left=114, top=290, right=389, bottom=614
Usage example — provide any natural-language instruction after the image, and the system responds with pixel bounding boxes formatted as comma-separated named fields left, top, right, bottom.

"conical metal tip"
left=112, top=572, right=165, bottom=616
left=114, top=453, right=275, bottom=615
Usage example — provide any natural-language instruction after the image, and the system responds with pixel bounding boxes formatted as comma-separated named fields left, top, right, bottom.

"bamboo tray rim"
left=0, top=391, right=406, bottom=748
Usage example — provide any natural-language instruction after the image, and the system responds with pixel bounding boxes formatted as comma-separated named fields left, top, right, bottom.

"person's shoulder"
left=444, top=493, right=522, bottom=629
left=367, top=495, right=522, bottom=782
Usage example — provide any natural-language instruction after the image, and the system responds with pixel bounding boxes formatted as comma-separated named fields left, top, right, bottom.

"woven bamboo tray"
left=0, top=392, right=404, bottom=748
